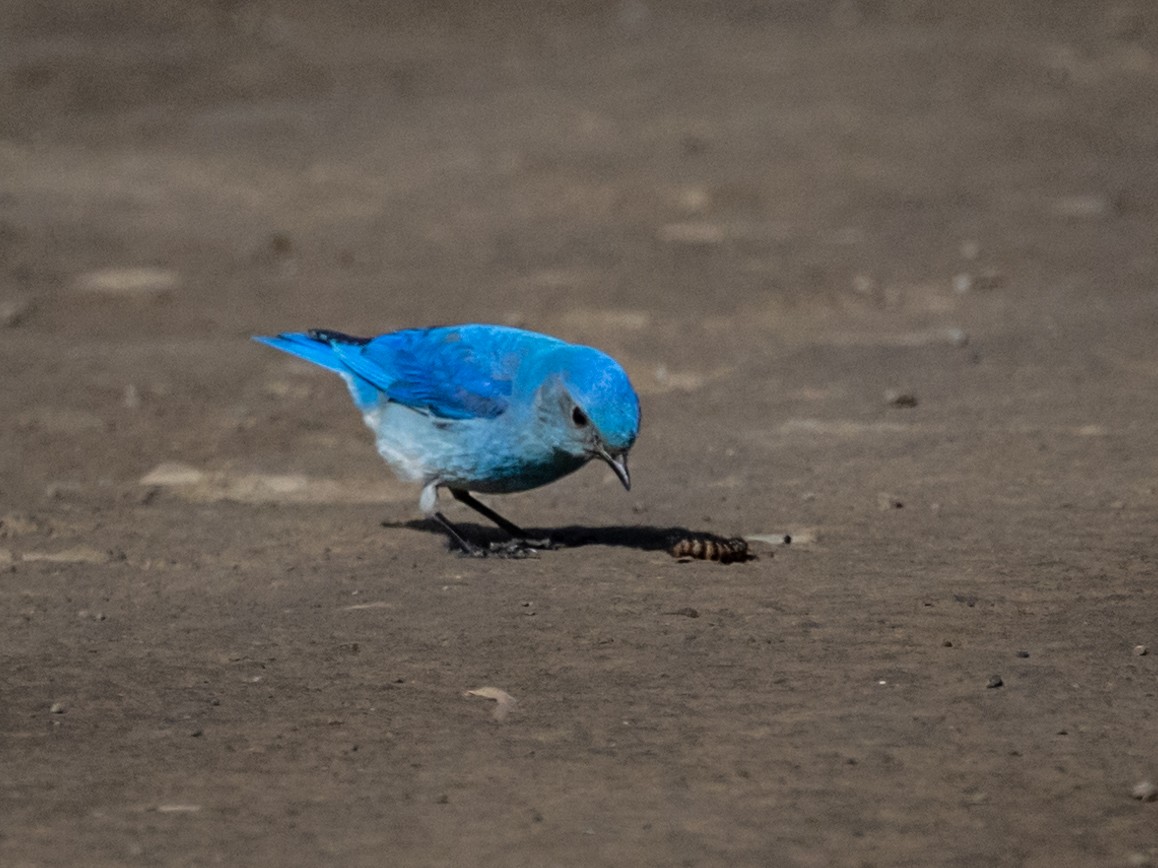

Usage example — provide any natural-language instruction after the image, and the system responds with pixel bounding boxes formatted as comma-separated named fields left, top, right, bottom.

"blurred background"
left=3, top=2, right=1158, bottom=865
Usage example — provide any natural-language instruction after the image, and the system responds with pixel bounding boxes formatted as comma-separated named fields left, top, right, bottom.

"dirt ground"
left=3, top=1, right=1158, bottom=865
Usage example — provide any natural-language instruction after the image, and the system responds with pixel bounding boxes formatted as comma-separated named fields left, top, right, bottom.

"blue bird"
left=253, top=324, right=641, bottom=555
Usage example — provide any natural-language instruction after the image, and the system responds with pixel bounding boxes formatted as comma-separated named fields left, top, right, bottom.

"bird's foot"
left=456, top=538, right=558, bottom=558
left=448, top=536, right=558, bottom=559
left=450, top=539, right=538, bottom=559
left=484, top=538, right=551, bottom=559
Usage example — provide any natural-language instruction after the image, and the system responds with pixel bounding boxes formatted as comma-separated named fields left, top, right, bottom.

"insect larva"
left=669, top=536, right=751, bottom=564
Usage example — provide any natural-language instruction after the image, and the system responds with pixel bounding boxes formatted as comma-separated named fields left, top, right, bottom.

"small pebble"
left=1015, top=650, right=1030, bottom=659
left=669, top=607, right=700, bottom=619
left=1132, top=780, right=1158, bottom=802
left=877, top=493, right=904, bottom=510
left=947, top=327, right=970, bottom=347
left=74, top=266, right=179, bottom=299
left=884, top=389, right=919, bottom=408
left=49, top=702, right=66, bottom=714
left=746, top=533, right=793, bottom=546
left=1133, top=645, right=1148, bottom=657
left=851, top=273, right=877, bottom=295
left=986, top=675, right=1004, bottom=689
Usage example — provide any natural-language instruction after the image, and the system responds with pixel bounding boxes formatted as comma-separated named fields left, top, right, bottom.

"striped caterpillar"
left=669, top=536, right=751, bottom=564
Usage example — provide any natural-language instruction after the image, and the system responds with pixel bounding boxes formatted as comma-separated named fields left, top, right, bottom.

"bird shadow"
left=387, top=518, right=754, bottom=557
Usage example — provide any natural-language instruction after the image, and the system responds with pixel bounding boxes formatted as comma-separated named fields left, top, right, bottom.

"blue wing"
left=255, top=327, right=520, bottom=420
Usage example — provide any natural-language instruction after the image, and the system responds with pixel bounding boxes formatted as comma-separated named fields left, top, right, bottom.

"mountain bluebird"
left=254, top=324, right=641, bottom=555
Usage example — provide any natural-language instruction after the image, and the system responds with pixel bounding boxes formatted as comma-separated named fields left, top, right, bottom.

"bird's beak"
left=595, top=446, right=631, bottom=491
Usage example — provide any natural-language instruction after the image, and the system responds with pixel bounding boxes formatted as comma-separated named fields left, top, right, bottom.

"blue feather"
left=333, top=328, right=514, bottom=420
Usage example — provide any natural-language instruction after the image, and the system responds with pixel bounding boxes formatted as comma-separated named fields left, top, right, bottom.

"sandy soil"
left=3, top=1, right=1158, bottom=865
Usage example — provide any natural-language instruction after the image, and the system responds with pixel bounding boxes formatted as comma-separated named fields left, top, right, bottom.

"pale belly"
left=363, top=402, right=588, bottom=493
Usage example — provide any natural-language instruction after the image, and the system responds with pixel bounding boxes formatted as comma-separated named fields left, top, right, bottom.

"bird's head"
left=539, top=345, right=641, bottom=490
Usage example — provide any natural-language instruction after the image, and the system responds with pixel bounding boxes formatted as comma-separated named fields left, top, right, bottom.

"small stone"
left=952, top=273, right=974, bottom=294
left=74, top=266, right=179, bottom=299
left=746, top=533, right=796, bottom=546
left=942, top=640, right=954, bottom=648
left=49, top=702, right=66, bottom=714
left=885, top=389, right=919, bottom=408
left=1131, top=781, right=1158, bottom=802
left=877, top=493, right=904, bottom=510
left=1133, top=645, right=1148, bottom=657
left=986, top=675, right=1004, bottom=689
left=1015, top=650, right=1030, bottom=659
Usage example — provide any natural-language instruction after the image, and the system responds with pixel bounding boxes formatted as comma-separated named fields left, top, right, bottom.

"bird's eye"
left=571, top=406, right=589, bottom=427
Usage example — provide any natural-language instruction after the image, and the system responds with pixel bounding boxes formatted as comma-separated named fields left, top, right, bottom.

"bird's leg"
left=421, top=484, right=540, bottom=557
left=421, top=481, right=485, bottom=556
left=449, top=489, right=528, bottom=537
left=449, top=489, right=557, bottom=551
left=430, top=511, right=488, bottom=558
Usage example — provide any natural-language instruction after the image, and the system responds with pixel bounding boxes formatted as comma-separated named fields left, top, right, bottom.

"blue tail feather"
left=252, top=333, right=349, bottom=373
left=253, top=332, right=382, bottom=409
